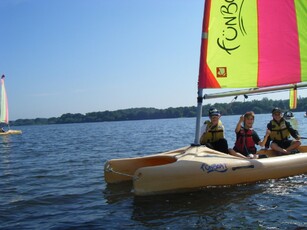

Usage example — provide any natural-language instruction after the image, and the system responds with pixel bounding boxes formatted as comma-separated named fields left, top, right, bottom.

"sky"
left=0, top=0, right=306, bottom=120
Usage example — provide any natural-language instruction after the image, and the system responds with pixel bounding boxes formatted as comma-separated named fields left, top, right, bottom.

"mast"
left=194, top=89, right=203, bottom=145
left=194, top=0, right=210, bottom=145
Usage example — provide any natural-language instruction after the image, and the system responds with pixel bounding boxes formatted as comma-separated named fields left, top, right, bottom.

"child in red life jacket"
left=229, top=111, right=270, bottom=159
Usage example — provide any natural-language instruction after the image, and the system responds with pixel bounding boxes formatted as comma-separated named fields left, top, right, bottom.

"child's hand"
left=239, top=115, right=244, bottom=123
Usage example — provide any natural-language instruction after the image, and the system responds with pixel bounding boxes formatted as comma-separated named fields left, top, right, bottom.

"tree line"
left=11, top=97, right=307, bottom=126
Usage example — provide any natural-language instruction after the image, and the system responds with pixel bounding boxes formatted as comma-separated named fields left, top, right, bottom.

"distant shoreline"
left=11, top=97, right=307, bottom=126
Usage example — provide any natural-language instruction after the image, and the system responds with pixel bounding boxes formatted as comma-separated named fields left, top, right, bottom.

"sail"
left=198, top=0, right=307, bottom=89
left=289, top=88, right=297, bottom=109
left=0, top=75, right=9, bottom=124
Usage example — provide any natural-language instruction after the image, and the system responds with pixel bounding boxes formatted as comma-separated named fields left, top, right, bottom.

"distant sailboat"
left=284, top=111, right=295, bottom=120
left=0, top=75, right=22, bottom=135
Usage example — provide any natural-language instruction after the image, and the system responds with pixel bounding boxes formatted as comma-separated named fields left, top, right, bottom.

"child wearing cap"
left=199, top=108, right=229, bottom=154
left=266, top=107, right=301, bottom=155
left=229, top=111, right=270, bottom=159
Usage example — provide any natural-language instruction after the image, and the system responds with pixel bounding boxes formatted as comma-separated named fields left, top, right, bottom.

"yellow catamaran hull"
left=0, top=129, right=22, bottom=135
left=104, top=145, right=307, bottom=196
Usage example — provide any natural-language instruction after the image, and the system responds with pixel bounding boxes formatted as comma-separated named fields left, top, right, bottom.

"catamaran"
left=0, top=75, right=22, bottom=135
left=104, top=0, right=307, bottom=196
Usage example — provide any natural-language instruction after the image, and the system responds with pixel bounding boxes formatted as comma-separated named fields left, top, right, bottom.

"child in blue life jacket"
left=229, top=111, right=270, bottom=159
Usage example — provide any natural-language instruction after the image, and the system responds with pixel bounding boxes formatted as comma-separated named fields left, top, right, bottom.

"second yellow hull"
left=0, top=129, right=22, bottom=135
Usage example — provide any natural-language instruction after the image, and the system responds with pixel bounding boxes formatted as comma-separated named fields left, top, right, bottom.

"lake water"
left=1, top=113, right=306, bottom=229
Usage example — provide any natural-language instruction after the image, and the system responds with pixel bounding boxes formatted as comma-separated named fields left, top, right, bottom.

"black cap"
left=272, top=107, right=282, bottom=114
left=208, top=108, right=220, bottom=116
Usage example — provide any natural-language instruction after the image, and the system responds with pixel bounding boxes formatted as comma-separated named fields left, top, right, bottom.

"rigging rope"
left=219, top=94, right=250, bottom=116
left=105, top=163, right=134, bottom=178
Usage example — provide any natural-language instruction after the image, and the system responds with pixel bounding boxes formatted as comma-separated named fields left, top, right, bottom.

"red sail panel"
left=198, top=0, right=220, bottom=88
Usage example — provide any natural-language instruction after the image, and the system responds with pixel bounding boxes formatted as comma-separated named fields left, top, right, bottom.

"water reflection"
left=130, top=186, right=265, bottom=228
left=102, top=175, right=307, bottom=228
left=132, top=186, right=260, bottom=213
left=0, top=135, right=14, bottom=177
left=103, top=181, right=133, bottom=204
left=0, top=135, right=13, bottom=153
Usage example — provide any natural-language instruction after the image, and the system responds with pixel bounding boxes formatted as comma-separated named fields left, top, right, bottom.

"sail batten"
left=198, top=0, right=307, bottom=89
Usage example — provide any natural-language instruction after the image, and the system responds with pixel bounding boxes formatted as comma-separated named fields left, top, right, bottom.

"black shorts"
left=272, top=139, right=292, bottom=149
left=233, top=146, right=256, bottom=156
left=207, top=138, right=229, bottom=154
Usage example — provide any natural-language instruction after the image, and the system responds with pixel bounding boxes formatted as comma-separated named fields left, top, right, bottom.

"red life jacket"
left=234, top=127, right=256, bottom=155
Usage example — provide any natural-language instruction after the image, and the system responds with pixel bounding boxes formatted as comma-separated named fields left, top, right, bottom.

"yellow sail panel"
left=204, top=0, right=258, bottom=88
left=289, top=88, right=297, bottom=110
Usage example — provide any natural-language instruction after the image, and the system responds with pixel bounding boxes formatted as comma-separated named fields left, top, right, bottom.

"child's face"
left=244, top=116, right=254, bottom=127
left=210, top=115, right=220, bottom=123
left=273, top=112, right=282, bottom=121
